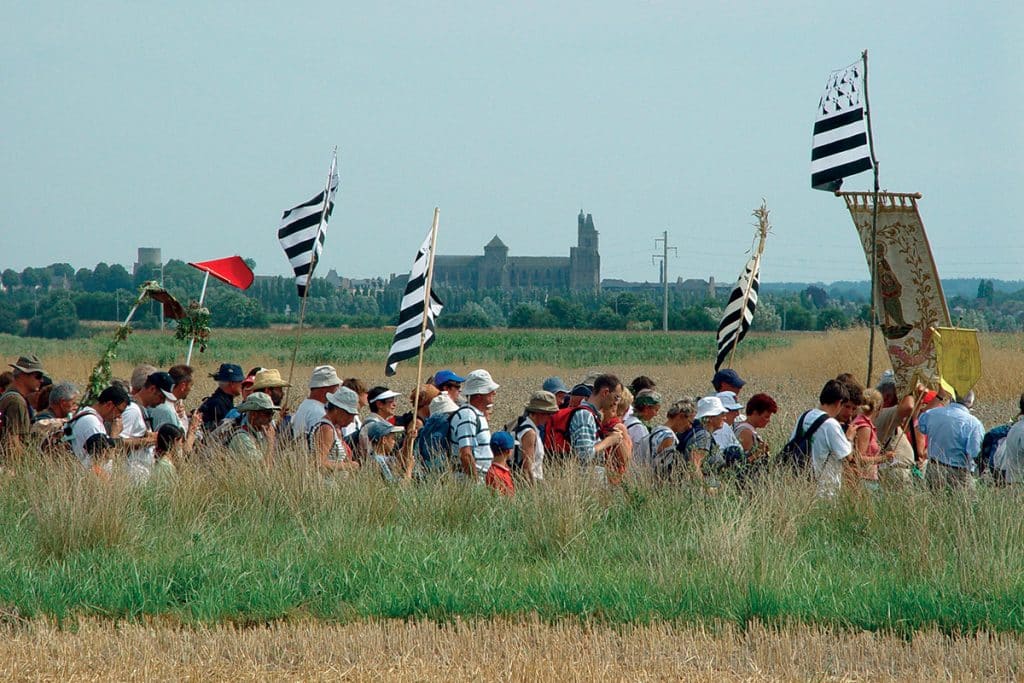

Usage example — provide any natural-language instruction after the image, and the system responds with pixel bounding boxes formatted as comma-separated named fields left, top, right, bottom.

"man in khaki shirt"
left=0, top=355, right=46, bottom=461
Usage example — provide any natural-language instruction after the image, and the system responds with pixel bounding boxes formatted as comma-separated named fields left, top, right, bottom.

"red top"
left=852, top=413, right=880, bottom=481
left=485, top=462, right=514, bottom=496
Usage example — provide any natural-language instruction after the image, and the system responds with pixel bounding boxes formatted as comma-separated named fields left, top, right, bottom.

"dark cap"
left=210, top=363, right=244, bottom=382
left=570, top=383, right=593, bottom=398
left=146, top=371, right=177, bottom=402
left=712, top=368, right=746, bottom=389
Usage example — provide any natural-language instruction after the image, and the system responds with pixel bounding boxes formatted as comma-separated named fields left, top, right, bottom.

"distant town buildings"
left=431, top=210, right=601, bottom=292
left=131, top=211, right=725, bottom=297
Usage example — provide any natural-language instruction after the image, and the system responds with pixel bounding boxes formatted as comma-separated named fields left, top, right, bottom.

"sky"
left=3, top=2, right=1022, bottom=286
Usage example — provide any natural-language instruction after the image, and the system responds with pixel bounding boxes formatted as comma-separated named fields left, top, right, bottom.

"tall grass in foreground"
left=2, top=448, right=1024, bottom=636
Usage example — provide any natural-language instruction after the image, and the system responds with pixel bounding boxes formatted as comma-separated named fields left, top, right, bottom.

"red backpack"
left=543, top=404, right=600, bottom=461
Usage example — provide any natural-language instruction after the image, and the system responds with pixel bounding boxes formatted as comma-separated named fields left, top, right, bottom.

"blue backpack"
left=417, top=411, right=457, bottom=470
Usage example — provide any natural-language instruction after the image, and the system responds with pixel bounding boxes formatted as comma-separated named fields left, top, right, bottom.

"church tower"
left=570, top=211, right=600, bottom=291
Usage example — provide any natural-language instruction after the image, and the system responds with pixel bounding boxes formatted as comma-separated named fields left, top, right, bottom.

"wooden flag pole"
left=284, top=150, right=337, bottom=409
left=862, top=49, right=882, bottom=387
left=185, top=271, right=211, bottom=365
left=412, top=207, right=441, bottom=404
left=403, top=207, right=441, bottom=472
left=726, top=201, right=770, bottom=369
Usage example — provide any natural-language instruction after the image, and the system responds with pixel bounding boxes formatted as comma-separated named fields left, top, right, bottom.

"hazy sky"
left=4, top=2, right=1021, bottom=285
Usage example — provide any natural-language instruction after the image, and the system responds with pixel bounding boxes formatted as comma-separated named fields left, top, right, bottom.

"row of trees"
left=2, top=261, right=1020, bottom=340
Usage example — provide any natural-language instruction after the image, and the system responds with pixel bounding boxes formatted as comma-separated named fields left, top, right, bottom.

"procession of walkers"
left=1, top=354, right=1011, bottom=498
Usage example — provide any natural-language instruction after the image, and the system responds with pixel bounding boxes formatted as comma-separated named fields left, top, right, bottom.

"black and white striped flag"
left=811, top=61, right=872, bottom=192
left=715, top=203, right=771, bottom=373
left=385, top=218, right=444, bottom=376
left=278, top=154, right=339, bottom=297
left=715, top=255, right=760, bottom=372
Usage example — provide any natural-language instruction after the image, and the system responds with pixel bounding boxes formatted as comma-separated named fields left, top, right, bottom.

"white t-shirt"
left=70, top=408, right=109, bottom=470
left=517, top=415, right=545, bottom=481
left=120, top=401, right=154, bottom=478
left=291, top=398, right=326, bottom=441
left=791, top=408, right=852, bottom=498
left=624, top=416, right=650, bottom=463
left=713, top=424, right=741, bottom=449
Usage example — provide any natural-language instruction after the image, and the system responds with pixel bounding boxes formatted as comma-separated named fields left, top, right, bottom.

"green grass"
left=1, top=453, right=1023, bottom=635
left=0, top=328, right=788, bottom=368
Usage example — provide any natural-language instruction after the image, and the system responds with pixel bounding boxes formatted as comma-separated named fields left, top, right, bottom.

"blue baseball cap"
left=490, top=431, right=515, bottom=452
left=542, top=376, right=570, bottom=394
left=433, top=369, right=466, bottom=387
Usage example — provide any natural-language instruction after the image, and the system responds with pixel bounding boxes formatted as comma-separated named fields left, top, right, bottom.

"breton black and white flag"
left=715, top=255, right=760, bottom=372
left=385, top=224, right=444, bottom=376
left=278, top=155, right=339, bottom=297
left=811, top=62, right=873, bottom=192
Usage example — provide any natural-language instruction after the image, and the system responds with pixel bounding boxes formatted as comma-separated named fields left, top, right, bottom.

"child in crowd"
left=485, top=431, right=516, bottom=496
left=152, top=423, right=184, bottom=486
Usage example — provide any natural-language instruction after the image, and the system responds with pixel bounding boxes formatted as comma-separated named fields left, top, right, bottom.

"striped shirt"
left=568, top=402, right=601, bottom=464
left=308, top=418, right=351, bottom=464
left=452, top=405, right=491, bottom=480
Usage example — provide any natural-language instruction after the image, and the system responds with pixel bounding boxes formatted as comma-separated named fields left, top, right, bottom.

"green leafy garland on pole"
left=81, top=281, right=185, bottom=405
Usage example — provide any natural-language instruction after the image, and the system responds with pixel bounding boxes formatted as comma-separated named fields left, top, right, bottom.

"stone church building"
left=432, top=211, right=601, bottom=292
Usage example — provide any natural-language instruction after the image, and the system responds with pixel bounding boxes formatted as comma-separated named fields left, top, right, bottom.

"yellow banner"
left=932, top=327, right=982, bottom=398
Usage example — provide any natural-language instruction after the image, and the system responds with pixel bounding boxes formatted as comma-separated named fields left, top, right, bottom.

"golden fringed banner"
left=839, top=192, right=951, bottom=393
left=932, top=326, right=982, bottom=398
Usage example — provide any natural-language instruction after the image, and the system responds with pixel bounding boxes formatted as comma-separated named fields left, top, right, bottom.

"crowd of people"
left=0, top=353, right=1016, bottom=498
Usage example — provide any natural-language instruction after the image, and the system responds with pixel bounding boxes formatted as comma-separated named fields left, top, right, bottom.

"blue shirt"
left=918, top=403, right=984, bottom=471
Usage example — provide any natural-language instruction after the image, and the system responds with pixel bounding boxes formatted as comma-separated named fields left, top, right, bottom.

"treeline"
left=1, top=263, right=1019, bottom=340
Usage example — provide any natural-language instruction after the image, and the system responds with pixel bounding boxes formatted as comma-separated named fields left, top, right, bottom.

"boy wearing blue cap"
left=486, top=431, right=516, bottom=496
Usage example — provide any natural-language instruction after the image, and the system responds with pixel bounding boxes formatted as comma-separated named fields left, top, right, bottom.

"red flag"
left=188, top=256, right=254, bottom=290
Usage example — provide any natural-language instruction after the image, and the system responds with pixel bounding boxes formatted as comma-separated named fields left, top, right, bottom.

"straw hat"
left=252, top=368, right=291, bottom=390
left=524, top=390, right=559, bottom=414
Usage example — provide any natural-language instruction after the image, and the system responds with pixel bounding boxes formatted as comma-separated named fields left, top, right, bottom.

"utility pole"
left=159, top=261, right=165, bottom=330
left=652, top=231, right=677, bottom=332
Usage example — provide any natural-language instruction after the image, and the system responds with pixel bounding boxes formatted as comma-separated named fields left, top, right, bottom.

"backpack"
left=543, top=404, right=600, bottom=463
left=417, top=411, right=458, bottom=469
left=54, top=408, right=98, bottom=456
left=980, top=423, right=1012, bottom=475
left=206, top=416, right=244, bottom=450
left=777, top=410, right=830, bottom=474
left=647, top=426, right=678, bottom=478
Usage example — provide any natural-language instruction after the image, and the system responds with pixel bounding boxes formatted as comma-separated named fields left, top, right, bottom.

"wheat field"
left=2, top=617, right=1022, bottom=681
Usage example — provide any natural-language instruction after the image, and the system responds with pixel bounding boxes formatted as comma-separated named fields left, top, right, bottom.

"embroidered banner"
left=840, top=192, right=951, bottom=393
